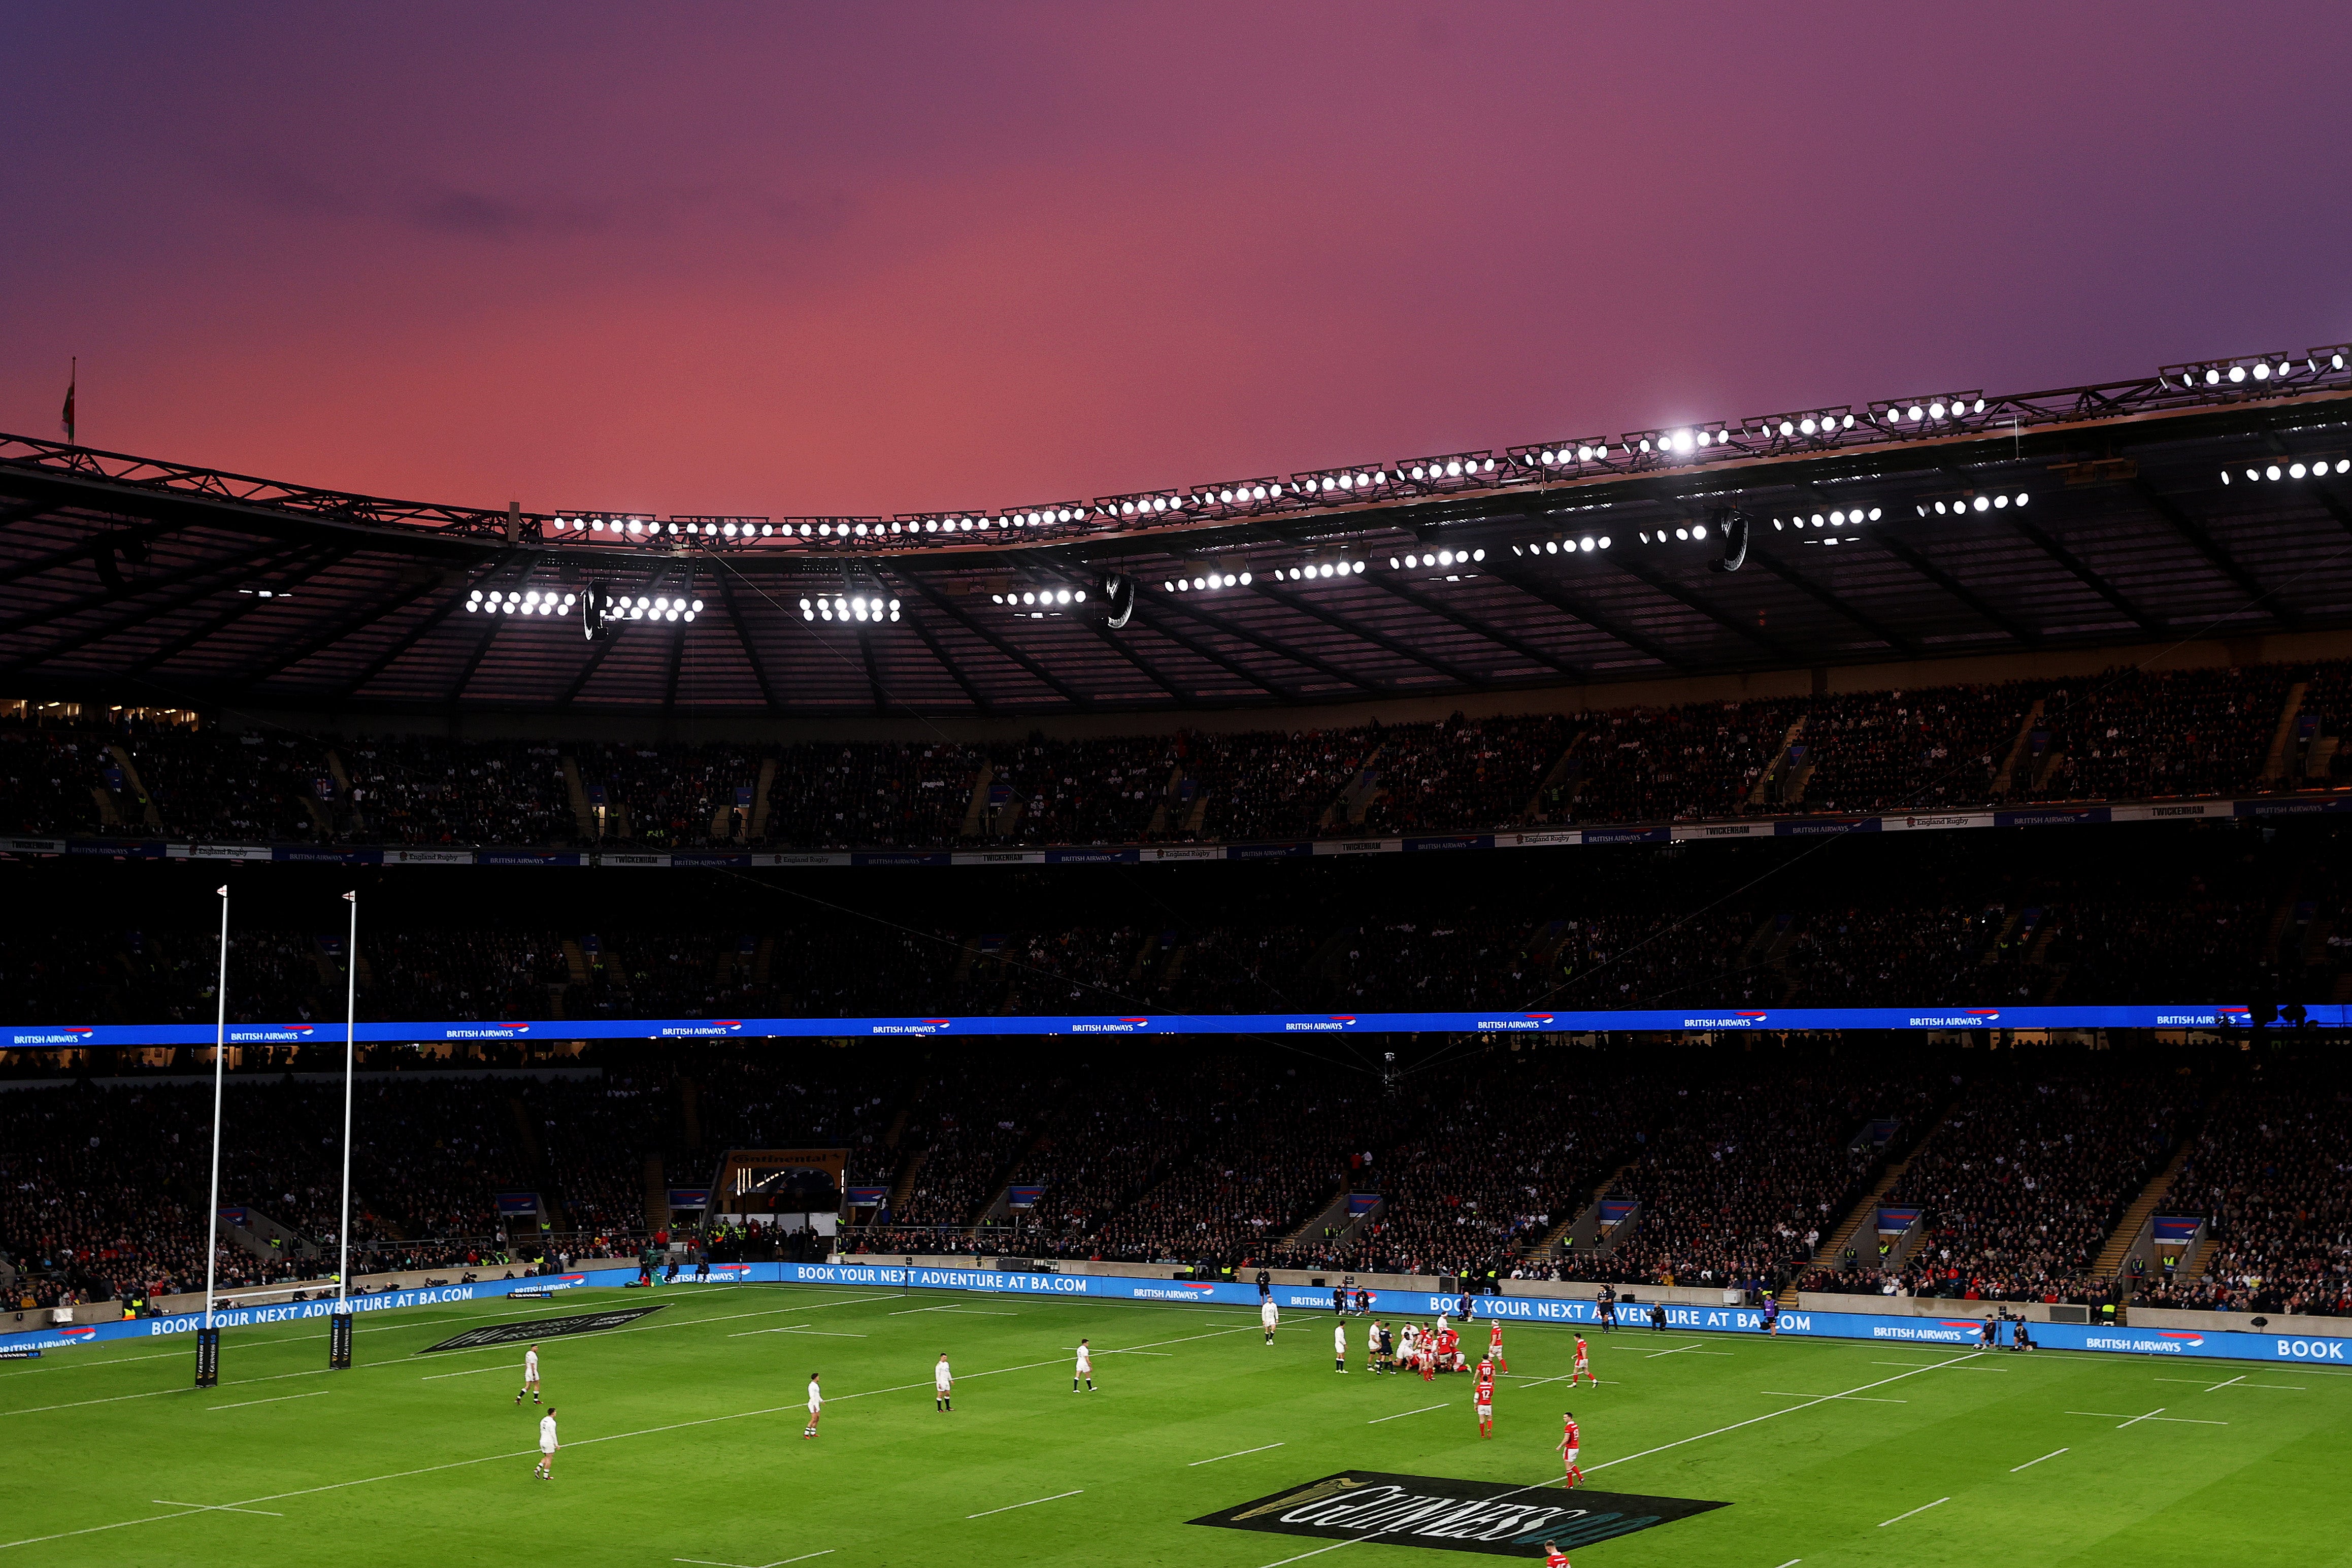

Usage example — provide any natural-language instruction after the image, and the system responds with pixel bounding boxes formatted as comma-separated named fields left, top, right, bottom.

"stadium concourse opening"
left=9, top=355, right=2352, bottom=1568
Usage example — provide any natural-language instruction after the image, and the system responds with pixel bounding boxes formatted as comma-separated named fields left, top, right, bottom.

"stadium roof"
left=6, top=347, right=2352, bottom=717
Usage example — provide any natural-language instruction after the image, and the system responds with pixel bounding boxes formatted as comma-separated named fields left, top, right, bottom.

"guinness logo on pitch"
left=1195, top=1471, right=1726, bottom=1556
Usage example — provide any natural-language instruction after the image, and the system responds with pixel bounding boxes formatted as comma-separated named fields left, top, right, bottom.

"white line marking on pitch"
left=152, top=1500, right=283, bottom=1517
left=2010, top=1449, right=2067, bottom=1472
left=1, top=1365, right=335, bottom=1417
left=1774, top=1560, right=1802, bottom=1567
left=1762, top=1391, right=1907, bottom=1403
left=1254, top=1354, right=1997, bottom=1568
left=421, top=1365, right=512, bottom=1380
left=2066, top=1408, right=2228, bottom=1428
left=2156, top=1377, right=2303, bottom=1391
left=1191, top=1443, right=1285, bottom=1465
left=966, top=1488, right=1081, bottom=1519
left=672, top=1553, right=831, bottom=1567
left=207, top=1391, right=330, bottom=1411
left=728, top=1327, right=869, bottom=1339
left=1368, top=1404, right=1447, bottom=1424
left=1870, top=1360, right=2007, bottom=1372
left=1878, top=1497, right=1949, bottom=1527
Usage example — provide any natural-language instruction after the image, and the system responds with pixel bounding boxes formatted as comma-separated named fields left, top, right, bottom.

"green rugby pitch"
left=3, top=1284, right=2346, bottom=1566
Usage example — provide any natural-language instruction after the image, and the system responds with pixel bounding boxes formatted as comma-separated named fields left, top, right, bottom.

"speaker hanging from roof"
left=581, top=585, right=619, bottom=641
left=1708, top=508, right=1749, bottom=573
left=1101, top=572, right=1137, bottom=630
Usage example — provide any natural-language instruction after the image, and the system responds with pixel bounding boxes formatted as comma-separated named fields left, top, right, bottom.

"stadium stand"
left=2137, top=1065, right=2352, bottom=1317
left=8, top=658, right=2352, bottom=853
left=1874, top=1071, right=2196, bottom=1303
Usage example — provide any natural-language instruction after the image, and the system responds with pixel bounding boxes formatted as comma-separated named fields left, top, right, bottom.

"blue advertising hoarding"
left=6, top=1000, right=2338, bottom=1049
left=11, top=1260, right=2339, bottom=1369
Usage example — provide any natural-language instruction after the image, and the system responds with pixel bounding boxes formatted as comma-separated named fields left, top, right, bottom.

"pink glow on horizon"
left=4, top=3, right=2349, bottom=518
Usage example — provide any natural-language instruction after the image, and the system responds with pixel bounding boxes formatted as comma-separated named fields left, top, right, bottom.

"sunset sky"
left=6, top=3, right=2348, bottom=519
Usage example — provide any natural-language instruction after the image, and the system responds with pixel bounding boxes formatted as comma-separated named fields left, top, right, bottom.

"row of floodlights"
left=466, top=587, right=704, bottom=622
left=1394, top=549, right=1487, bottom=568
left=1779, top=507, right=1888, bottom=530
left=2176, top=352, right=2346, bottom=389
left=801, top=595, right=901, bottom=622
left=468, top=587, right=575, bottom=615
left=2223, top=459, right=2351, bottom=484
left=990, top=589, right=1087, bottom=606
left=1512, top=538, right=1609, bottom=554
left=1916, top=494, right=2025, bottom=516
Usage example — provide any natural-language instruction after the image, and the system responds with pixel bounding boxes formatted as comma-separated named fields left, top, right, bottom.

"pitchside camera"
left=1101, top=572, right=1137, bottom=630
left=1708, top=508, right=1749, bottom=573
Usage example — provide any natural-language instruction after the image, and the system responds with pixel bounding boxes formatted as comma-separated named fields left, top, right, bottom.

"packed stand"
left=2137, top=1065, right=2352, bottom=1317
left=1592, top=1071, right=1935, bottom=1292
left=1882, top=1070, right=2194, bottom=1302
left=1086, top=1065, right=1413, bottom=1266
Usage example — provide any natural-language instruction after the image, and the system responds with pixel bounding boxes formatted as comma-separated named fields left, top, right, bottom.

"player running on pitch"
left=1571, top=1334, right=1597, bottom=1387
left=1487, top=1317, right=1507, bottom=1373
left=1261, top=1297, right=1280, bottom=1345
left=516, top=1342, right=542, bottom=1405
left=1474, top=1354, right=1497, bottom=1438
left=1558, top=1410, right=1583, bottom=1488
left=1075, top=1338, right=1096, bottom=1392
left=935, top=1353, right=953, bottom=1412
left=532, top=1407, right=558, bottom=1480
left=803, top=1373, right=822, bottom=1439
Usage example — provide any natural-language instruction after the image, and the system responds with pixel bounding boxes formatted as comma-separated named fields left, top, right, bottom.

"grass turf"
left=3, top=1283, right=2347, bottom=1566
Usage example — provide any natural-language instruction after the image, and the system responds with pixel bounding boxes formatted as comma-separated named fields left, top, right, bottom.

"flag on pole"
left=61, top=359, right=76, bottom=444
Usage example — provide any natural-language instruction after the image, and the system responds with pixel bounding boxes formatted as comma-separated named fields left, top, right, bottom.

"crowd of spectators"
left=890, top=1063, right=1049, bottom=1226
left=1878, top=1071, right=2193, bottom=1302
left=6, top=657, right=2352, bottom=853
left=1591, top=1072, right=1934, bottom=1292
left=1083, top=1065, right=1413, bottom=1265
left=2137, top=1066, right=2352, bottom=1317
left=8, top=1044, right=2352, bottom=1326
left=2031, top=667, right=2295, bottom=804
left=0, top=841, right=2335, bottom=1031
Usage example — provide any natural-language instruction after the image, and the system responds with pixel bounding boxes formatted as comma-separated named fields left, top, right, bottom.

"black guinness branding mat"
left=1194, top=1471, right=1726, bottom=1556
left=419, top=1305, right=666, bottom=1353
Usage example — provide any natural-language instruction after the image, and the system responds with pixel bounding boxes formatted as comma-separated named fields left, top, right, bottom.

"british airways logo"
left=58, top=1326, right=95, bottom=1339
left=2160, top=1332, right=2205, bottom=1346
left=1967, top=1010, right=2001, bottom=1020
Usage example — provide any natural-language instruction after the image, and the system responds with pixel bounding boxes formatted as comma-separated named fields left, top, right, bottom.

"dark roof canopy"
left=6, top=354, right=2352, bottom=717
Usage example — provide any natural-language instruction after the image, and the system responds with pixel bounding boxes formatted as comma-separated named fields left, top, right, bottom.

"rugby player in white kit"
left=1074, top=1338, right=1096, bottom=1392
left=532, top=1407, right=557, bottom=1479
left=1261, top=1297, right=1279, bottom=1344
left=516, top=1342, right=541, bottom=1405
left=935, top=1353, right=953, bottom=1413
left=803, top=1373, right=822, bottom=1439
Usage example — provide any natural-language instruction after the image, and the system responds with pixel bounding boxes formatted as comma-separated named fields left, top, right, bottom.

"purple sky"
left=6, top=3, right=2349, bottom=518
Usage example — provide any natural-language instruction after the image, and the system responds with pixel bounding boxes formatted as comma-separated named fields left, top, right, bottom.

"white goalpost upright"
left=331, top=889, right=358, bottom=1369
left=196, top=884, right=228, bottom=1387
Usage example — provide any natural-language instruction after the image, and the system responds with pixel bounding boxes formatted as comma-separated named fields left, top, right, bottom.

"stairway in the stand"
left=1783, top=1114, right=1952, bottom=1306
left=2091, top=1139, right=2195, bottom=1284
